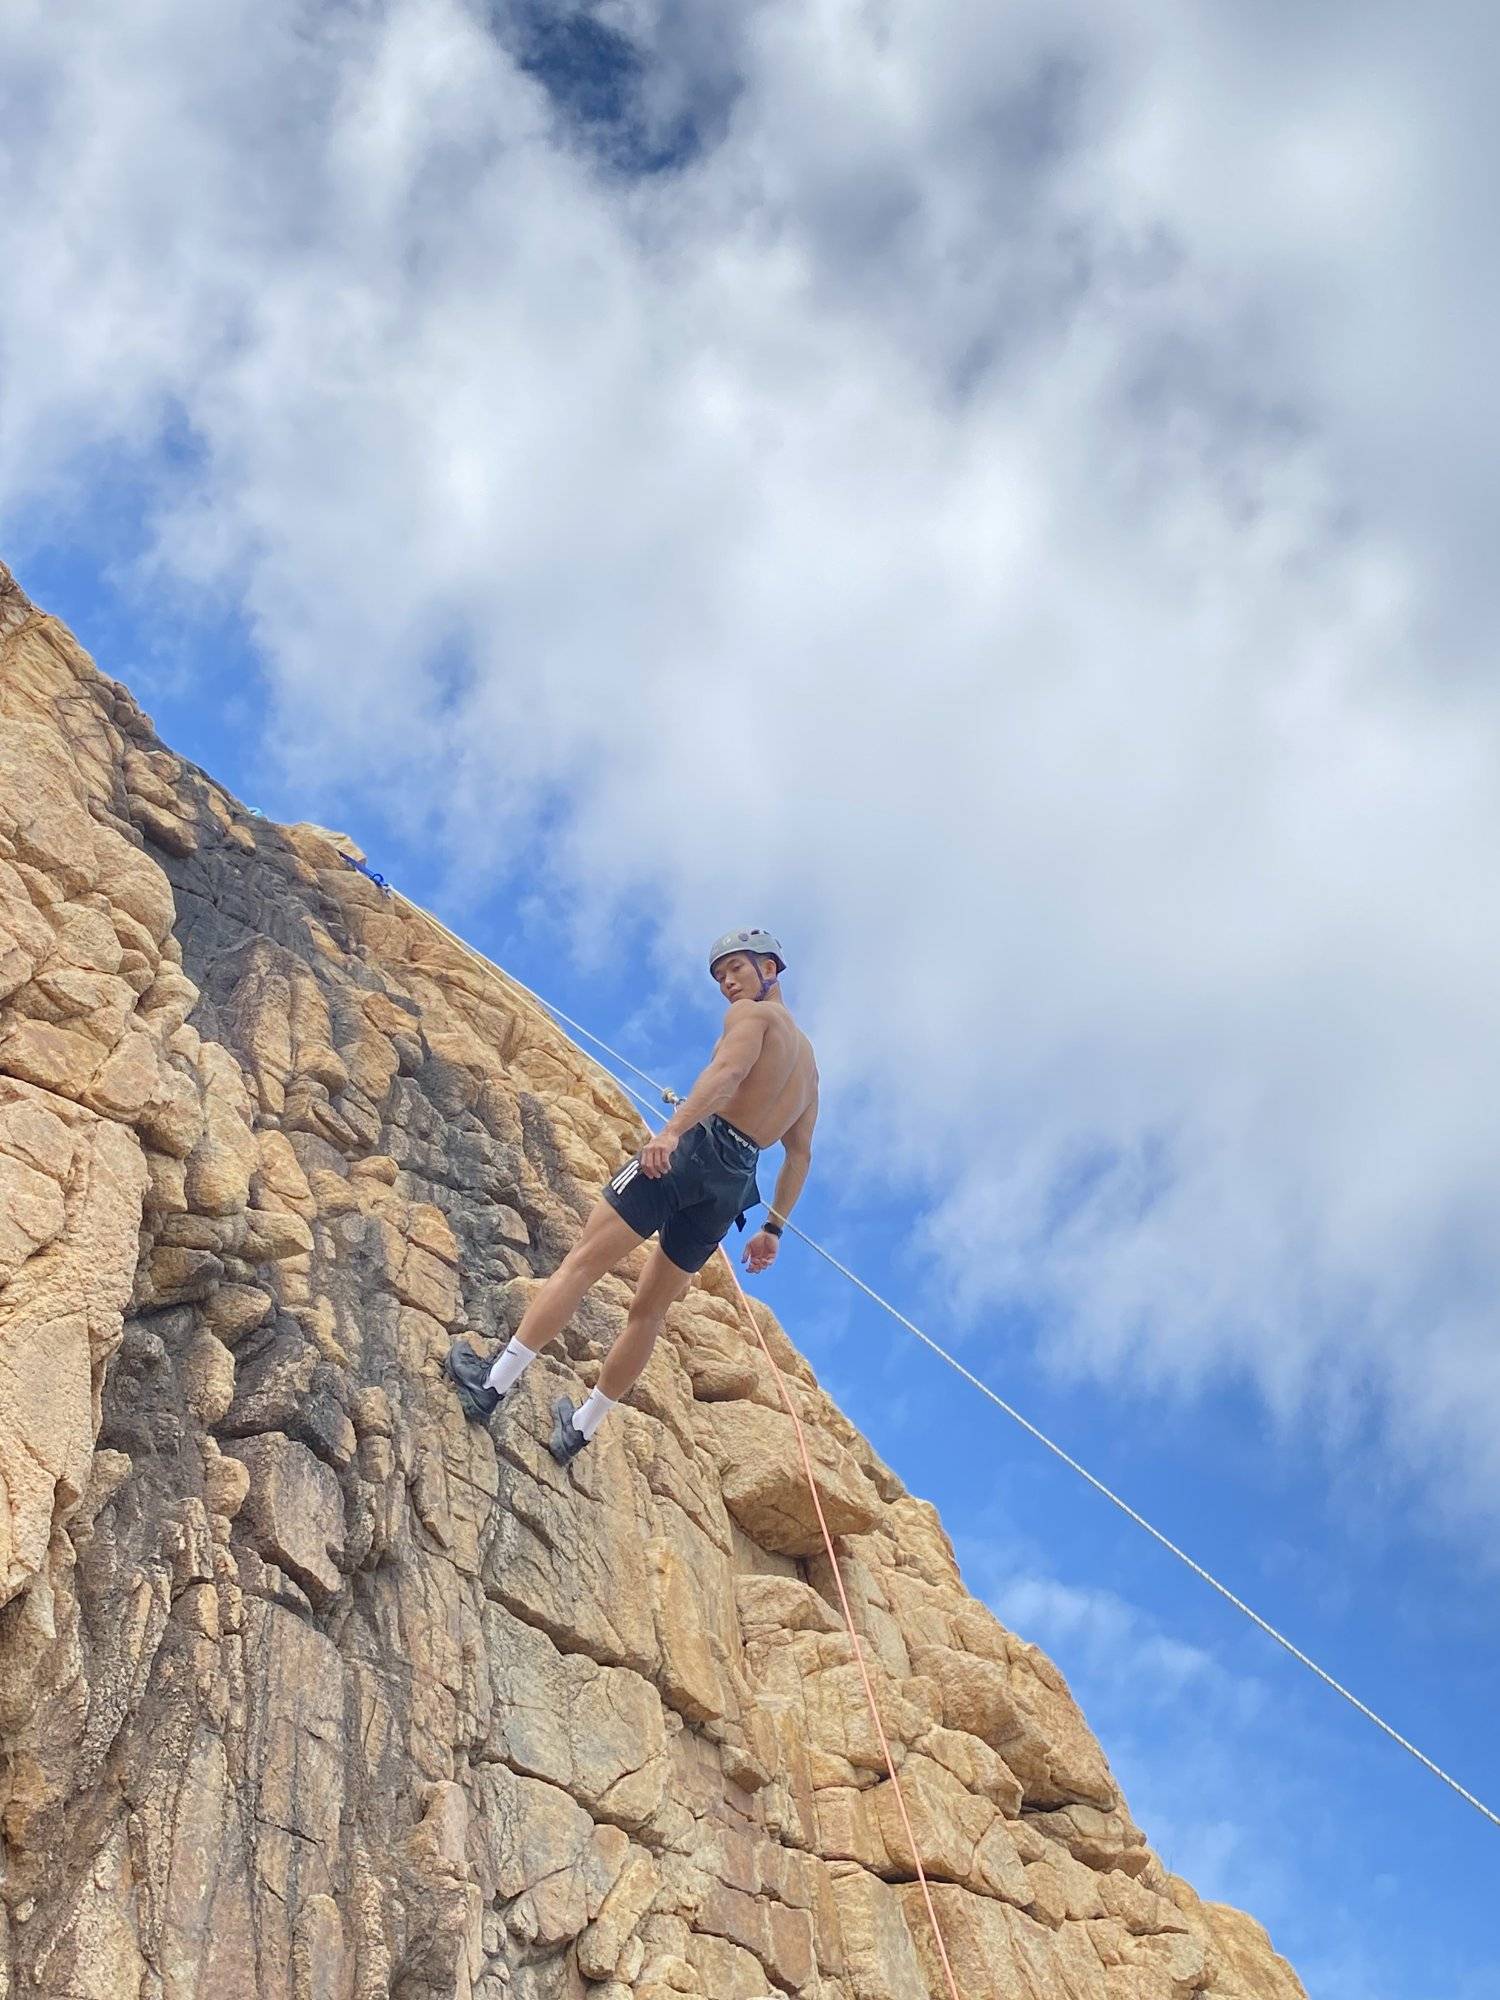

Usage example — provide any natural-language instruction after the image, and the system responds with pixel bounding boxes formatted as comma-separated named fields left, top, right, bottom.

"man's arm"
left=765, top=1089, right=817, bottom=1226
left=743, top=1085, right=818, bottom=1273
left=639, top=1004, right=768, bottom=1175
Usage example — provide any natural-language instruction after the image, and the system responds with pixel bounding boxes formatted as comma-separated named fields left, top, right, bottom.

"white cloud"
left=986, top=1568, right=1269, bottom=1728
left=4, top=1, right=1499, bottom=1525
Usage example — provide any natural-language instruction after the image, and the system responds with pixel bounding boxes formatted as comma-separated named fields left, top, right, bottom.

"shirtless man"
left=446, top=928, right=819, bottom=1466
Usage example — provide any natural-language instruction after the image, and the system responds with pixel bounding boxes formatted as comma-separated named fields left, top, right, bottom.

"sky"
left=3, top=3, right=1498, bottom=1994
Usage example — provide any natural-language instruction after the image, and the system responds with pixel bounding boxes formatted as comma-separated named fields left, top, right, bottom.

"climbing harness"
left=383, top=888, right=1500, bottom=1839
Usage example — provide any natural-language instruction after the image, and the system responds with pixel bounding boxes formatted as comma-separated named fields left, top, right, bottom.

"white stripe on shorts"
left=611, top=1160, right=640, bottom=1193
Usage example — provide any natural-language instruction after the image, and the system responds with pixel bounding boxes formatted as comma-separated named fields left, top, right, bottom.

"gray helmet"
left=708, top=928, right=786, bottom=979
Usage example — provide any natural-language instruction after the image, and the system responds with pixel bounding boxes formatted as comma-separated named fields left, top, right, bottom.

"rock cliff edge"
left=0, top=560, right=1307, bottom=2000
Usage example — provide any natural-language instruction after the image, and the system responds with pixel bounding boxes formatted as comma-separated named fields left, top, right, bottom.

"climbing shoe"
left=549, top=1395, right=591, bottom=1468
left=446, top=1337, right=503, bottom=1422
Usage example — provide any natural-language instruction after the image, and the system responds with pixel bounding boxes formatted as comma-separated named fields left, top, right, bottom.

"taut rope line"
left=390, top=891, right=1500, bottom=1836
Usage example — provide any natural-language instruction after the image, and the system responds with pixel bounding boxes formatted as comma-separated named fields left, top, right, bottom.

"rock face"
left=0, top=557, right=1308, bottom=2000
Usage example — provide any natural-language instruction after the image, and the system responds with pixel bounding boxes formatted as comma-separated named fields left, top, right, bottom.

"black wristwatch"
left=763, top=1219, right=784, bottom=1237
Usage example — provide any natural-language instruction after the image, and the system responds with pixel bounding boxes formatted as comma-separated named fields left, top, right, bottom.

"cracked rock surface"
left=0, top=558, right=1307, bottom=2000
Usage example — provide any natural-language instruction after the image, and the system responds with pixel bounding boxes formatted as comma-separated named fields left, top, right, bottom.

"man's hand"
left=639, top=1130, right=681, bottom=1179
left=741, top=1229, right=780, bottom=1275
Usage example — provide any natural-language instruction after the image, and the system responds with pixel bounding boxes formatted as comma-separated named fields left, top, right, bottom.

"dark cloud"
left=490, top=1, right=741, bottom=175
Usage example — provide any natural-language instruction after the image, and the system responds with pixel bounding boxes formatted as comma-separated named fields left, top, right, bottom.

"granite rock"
left=0, top=559, right=1306, bottom=2000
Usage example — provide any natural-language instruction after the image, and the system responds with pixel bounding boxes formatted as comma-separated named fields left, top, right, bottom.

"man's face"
left=714, top=952, right=766, bottom=1001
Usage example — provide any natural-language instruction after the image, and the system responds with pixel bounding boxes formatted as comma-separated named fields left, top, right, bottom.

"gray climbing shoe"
left=446, top=1338, right=502, bottom=1422
left=549, top=1395, right=591, bottom=1467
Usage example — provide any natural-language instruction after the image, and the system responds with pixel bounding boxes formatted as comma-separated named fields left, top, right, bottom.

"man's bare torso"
left=719, top=1003, right=817, bottom=1149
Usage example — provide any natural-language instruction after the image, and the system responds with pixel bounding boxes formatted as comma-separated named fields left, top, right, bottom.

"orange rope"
left=382, top=888, right=960, bottom=1977
left=719, top=1252, right=964, bottom=2000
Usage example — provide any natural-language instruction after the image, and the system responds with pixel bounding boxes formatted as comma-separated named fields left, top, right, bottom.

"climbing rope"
left=387, top=890, right=1500, bottom=1836
left=720, top=1260, right=965, bottom=1999
left=392, top=893, right=962, bottom=1988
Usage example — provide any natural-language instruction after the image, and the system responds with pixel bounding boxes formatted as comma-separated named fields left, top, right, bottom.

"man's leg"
left=449, top=1198, right=648, bottom=1419
left=510, top=1198, right=649, bottom=1358
left=596, top=1244, right=695, bottom=1399
left=552, top=1247, right=695, bottom=1460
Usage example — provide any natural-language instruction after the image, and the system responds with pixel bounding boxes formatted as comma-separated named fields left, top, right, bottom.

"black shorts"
left=602, top=1115, right=762, bottom=1273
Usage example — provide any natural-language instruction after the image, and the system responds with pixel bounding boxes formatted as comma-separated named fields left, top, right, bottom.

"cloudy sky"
left=4, top=3, right=1498, bottom=1992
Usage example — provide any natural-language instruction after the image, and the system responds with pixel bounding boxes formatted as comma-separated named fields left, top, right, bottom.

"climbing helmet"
left=708, top=928, right=786, bottom=980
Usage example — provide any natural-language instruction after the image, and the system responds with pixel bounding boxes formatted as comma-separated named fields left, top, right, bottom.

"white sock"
left=572, top=1387, right=618, bottom=1441
left=486, top=1336, right=540, bottom=1396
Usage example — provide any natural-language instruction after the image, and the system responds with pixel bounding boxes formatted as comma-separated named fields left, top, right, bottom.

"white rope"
left=781, top=1228, right=1500, bottom=1829
left=393, top=892, right=1500, bottom=1833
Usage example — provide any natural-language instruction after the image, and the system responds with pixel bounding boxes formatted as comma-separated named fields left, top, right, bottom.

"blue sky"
left=6, top=5, right=1500, bottom=1996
